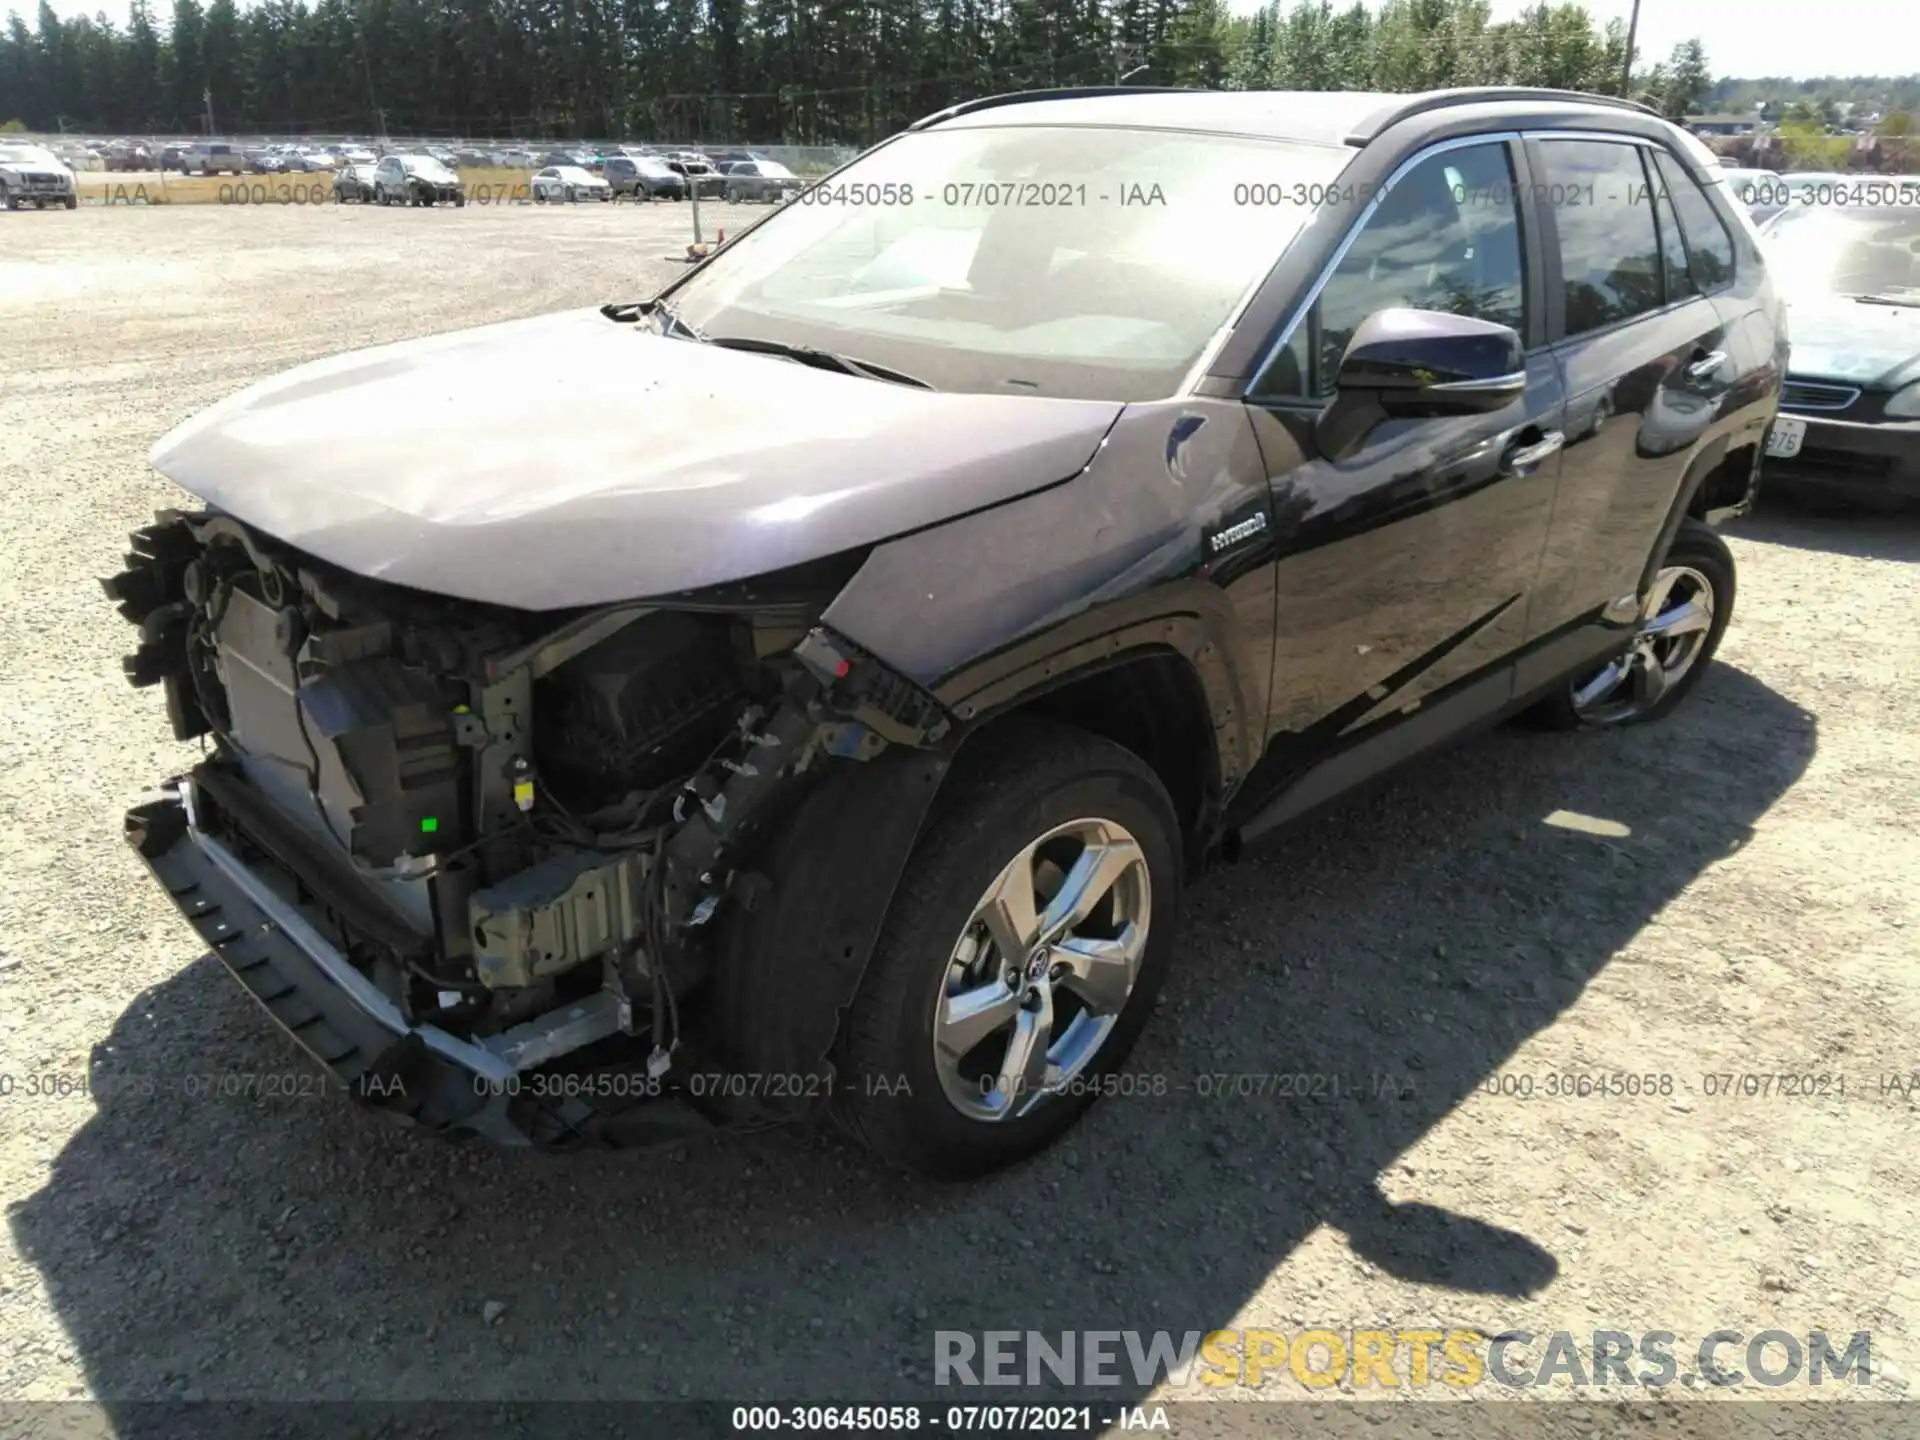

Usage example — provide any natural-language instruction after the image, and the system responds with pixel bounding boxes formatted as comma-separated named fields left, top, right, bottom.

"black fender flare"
left=707, top=743, right=953, bottom=1123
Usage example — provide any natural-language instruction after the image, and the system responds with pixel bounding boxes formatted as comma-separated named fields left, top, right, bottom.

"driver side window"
left=1254, top=141, right=1527, bottom=401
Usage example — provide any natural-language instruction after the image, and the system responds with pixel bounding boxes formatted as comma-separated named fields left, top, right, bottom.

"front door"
left=1233, top=137, right=1564, bottom=824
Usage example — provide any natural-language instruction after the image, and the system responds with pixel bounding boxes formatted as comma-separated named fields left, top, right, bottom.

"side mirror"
left=1317, top=308, right=1526, bottom=460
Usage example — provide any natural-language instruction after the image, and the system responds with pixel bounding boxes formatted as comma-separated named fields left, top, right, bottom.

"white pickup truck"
left=0, top=143, right=78, bottom=210
left=177, top=142, right=249, bottom=176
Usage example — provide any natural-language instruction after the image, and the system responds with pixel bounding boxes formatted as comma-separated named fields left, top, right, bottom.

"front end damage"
left=106, top=509, right=953, bottom=1147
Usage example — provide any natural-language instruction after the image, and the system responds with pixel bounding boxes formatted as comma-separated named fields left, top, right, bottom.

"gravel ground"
left=1, top=206, right=1917, bottom=1427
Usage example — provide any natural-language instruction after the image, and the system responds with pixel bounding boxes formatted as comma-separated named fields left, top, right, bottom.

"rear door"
left=1237, top=135, right=1566, bottom=810
left=1520, top=135, right=1739, bottom=690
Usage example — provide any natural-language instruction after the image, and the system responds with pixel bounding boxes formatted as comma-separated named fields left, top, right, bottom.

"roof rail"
left=908, top=86, right=1198, bottom=131
left=1346, top=87, right=1663, bottom=146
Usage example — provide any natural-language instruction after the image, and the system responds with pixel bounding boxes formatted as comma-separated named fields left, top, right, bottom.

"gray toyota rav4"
left=110, top=86, right=1782, bottom=1177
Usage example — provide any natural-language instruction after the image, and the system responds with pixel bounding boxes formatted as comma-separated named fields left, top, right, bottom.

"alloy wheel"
left=1570, top=564, right=1716, bottom=725
left=931, top=816, right=1151, bottom=1122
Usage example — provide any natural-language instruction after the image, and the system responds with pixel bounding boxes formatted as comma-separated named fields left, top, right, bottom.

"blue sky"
left=28, top=0, right=1919, bottom=85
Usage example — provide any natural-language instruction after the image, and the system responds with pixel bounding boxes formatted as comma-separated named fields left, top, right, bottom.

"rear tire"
left=1523, top=517, right=1735, bottom=731
left=833, top=719, right=1182, bottom=1178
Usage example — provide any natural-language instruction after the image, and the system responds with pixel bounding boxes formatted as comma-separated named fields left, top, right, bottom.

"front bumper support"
left=126, top=782, right=713, bottom=1148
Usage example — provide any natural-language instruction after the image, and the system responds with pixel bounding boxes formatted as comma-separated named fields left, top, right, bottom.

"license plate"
left=1766, top=415, right=1807, bottom=459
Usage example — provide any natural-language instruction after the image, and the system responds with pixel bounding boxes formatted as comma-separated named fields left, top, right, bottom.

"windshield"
left=636, top=160, right=674, bottom=178
left=756, top=160, right=795, bottom=179
left=1762, top=205, right=1920, bottom=304
left=405, top=157, right=456, bottom=180
left=1, top=146, right=62, bottom=167
left=665, top=125, right=1347, bottom=401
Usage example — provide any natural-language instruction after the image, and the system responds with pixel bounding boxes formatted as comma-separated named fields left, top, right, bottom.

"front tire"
left=833, top=720, right=1182, bottom=1178
left=1526, top=517, right=1735, bottom=730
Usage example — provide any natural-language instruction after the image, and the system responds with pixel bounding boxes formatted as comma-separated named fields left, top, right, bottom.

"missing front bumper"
left=125, top=783, right=713, bottom=1149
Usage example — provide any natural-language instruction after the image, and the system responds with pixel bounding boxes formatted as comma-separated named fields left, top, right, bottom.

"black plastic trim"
left=1346, top=88, right=1659, bottom=145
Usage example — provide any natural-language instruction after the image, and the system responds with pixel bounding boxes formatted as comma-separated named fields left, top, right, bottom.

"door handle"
left=1502, top=430, right=1564, bottom=475
left=1687, top=350, right=1729, bottom=380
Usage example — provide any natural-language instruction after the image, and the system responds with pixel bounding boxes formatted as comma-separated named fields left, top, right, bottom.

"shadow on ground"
left=9, top=662, right=1815, bottom=1426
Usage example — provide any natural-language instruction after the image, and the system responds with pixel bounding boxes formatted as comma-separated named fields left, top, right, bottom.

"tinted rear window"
left=1536, top=139, right=1663, bottom=338
left=1653, top=151, right=1737, bottom=291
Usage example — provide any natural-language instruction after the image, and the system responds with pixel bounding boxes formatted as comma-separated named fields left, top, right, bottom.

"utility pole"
left=1620, top=0, right=1641, bottom=98
left=203, top=87, right=215, bottom=136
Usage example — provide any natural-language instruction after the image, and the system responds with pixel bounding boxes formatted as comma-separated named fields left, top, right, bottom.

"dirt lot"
left=1, top=205, right=1916, bottom=1426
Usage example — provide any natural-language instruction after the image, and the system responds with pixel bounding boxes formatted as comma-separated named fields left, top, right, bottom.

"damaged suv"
left=111, top=87, right=1780, bottom=1177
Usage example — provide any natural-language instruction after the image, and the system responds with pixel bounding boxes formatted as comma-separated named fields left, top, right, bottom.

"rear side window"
left=1537, top=139, right=1663, bottom=338
left=1649, top=168, right=1699, bottom=303
left=1652, top=151, right=1737, bottom=291
left=1254, top=140, right=1526, bottom=400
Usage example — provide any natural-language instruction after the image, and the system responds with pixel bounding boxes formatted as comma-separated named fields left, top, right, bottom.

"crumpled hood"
left=1784, top=295, right=1920, bottom=390
left=151, top=308, right=1123, bottom=610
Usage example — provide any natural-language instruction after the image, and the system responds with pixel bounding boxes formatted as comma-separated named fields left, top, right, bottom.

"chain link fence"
left=12, top=132, right=861, bottom=176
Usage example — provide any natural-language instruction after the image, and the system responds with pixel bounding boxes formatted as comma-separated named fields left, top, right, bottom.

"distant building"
left=1687, top=113, right=1759, bottom=136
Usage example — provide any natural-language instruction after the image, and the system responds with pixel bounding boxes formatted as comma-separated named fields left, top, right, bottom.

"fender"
left=936, top=604, right=1247, bottom=788
left=822, top=397, right=1279, bottom=795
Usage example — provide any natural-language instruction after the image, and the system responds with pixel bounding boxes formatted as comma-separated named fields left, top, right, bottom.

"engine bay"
left=103, top=508, right=951, bottom=1116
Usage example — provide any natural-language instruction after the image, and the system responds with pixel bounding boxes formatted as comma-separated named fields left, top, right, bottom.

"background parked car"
left=1758, top=200, right=1920, bottom=509
left=373, top=153, right=465, bottom=206
left=665, top=153, right=725, bottom=197
left=0, top=142, right=78, bottom=209
left=542, top=148, right=601, bottom=172
left=332, top=161, right=380, bottom=203
left=605, top=155, right=686, bottom=201
left=1718, top=166, right=1784, bottom=222
left=531, top=164, right=611, bottom=202
left=102, top=141, right=151, bottom=172
left=178, top=142, right=247, bottom=176
left=723, top=158, right=803, bottom=204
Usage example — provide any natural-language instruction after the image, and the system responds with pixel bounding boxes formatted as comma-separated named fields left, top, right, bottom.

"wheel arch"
left=953, top=645, right=1223, bottom=869
left=1688, top=437, right=1761, bottom=525
left=1640, top=433, right=1746, bottom=596
left=703, top=643, right=1219, bottom=1117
